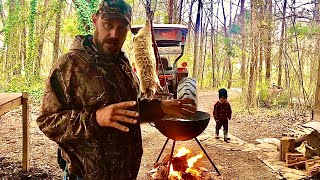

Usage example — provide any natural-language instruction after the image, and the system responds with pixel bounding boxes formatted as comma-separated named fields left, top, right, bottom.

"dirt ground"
left=0, top=90, right=312, bottom=179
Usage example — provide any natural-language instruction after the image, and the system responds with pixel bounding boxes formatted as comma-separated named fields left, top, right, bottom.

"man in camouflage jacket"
left=37, top=0, right=196, bottom=179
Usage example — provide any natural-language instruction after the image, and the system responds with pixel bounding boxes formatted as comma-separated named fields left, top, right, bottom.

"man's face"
left=92, top=14, right=129, bottom=56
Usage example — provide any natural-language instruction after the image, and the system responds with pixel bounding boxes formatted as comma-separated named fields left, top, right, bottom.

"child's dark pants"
left=215, top=120, right=229, bottom=141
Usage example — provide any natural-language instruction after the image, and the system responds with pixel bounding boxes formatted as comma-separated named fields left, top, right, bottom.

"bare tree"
left=247, top=0, right=259, bottom=108
left=265, top=0, right=272, bottom=82
left=53, top=0, right=64, bottom=63
left=0, top=0, right=5, bottom=28
left=221, top=0, right=232, bottom=89
left=192, top=0, right=202, bottom=78
left=34, top=0, right=50, bottom=76
left=186, top=0, right=196, bottom=51
left=197, top=1, right=206, bottom=82
left=19, top=0, right=27, bottom=75
left=314, top=0, right=320, bottom=109
left=168, top=0, right=174, bottom=23
left=258, top=1, right=265, bottom=86
left=277, top=0, right=287, bottom=87
left=177, top=0, right=184, bottom=23
left=316, top=49, right=320, bottom=109
left=240, top=0, right=246, bottom=90
left=210, top=0, right=217, bottom=88
left=4, top=0, right=19, bottom=78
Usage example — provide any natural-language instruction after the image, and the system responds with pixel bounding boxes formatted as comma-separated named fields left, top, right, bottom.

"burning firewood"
left=150, top=164, right=168, bottom=180
left=132, top=20, right=161, bottom=99
left=171, top=155, right=188, bottom=172
left=150, top=147, right=222, bottom=180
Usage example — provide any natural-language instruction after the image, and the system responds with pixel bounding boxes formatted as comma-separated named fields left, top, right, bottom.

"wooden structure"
left=286, top=152, right=307, bottom=168
left=279, top=137, right=295, bottom=161
left=312, top=109, right=320, bottom=121
left=0, top=92, right=30, bottom=171
left=306, top=156, right=320, bottom=175
left=295, top=130, right=320, bottom=156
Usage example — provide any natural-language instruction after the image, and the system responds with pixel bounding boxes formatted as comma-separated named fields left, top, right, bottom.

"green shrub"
left=0, top=75, right=45, bottom=103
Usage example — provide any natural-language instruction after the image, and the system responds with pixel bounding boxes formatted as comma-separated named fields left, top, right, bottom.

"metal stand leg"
left=166, top=140, right=176, bottom=180
left=155, top=138, right=170, bottom=163
left=195, top=138, right=221, bottom=175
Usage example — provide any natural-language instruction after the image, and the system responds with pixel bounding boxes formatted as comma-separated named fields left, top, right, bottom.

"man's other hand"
left=96, top=101, right=139, bottom=132
left=160, top=98, right=196, bottom=119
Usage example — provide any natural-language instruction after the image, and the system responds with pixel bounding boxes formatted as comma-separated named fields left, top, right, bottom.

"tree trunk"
left=265, top=0, right=272, bottom=83
left=201, top=28, right=208, bottom=88
left=178, top=0, right=184, bottom=24
left=168, top=0, right=174, bottom=23
left=221, top=0, right=232, bottom=89
left=4, top=0, right=19, bottom=79
left=197, top=2, right=205, bottom=82
left=215, top=1, right=220, bottom=86
left=314, top=0, right=320, bottom=109
left=228, top=0, right=233, bottom=89
left=258, top=32, right=263, bottom=85
left=186, top=0, right=195, bottom=51
left=210, top=0, right=216, bottom=88
left=192, top=0, right=202, bottom=78
left=247, top=0, right=259, bottom=108
left=26, top=0, right=38, bottom=78
left=19, top=0, right=27, bottom=75
left=0, top=0, right=5, bottom=27
left=34, top=0, right=51, bottom=76
left=258, top=1, right=265, bottom=86
left=53, top=0, right=63, bottom=65
left=277, top=0, right=287, bottom=87
left=316, top=56, right=320, bottom=109
left=240, top=0, right=246, bottom=91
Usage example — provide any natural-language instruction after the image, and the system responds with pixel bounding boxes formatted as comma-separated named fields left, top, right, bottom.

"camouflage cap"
left=97, top=0, right=132, bottom=25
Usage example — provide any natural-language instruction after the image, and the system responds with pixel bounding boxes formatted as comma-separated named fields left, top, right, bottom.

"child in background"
left=213, top=88, right=232, bottom=142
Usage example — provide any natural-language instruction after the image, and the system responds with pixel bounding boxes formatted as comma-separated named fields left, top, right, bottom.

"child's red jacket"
left=213, top=101, right=232, bottom=122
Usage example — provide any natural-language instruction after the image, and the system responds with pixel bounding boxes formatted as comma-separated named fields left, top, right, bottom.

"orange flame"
left=169, top=164, right=182, bottom=179
left=175, top=147, right=190, bottom=157
left=168, top=147, right=203, bottom=179
left=186, top=153, right=203, bottom=177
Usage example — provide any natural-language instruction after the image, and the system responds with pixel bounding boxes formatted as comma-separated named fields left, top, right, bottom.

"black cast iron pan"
left=154, top=111, right=210, bottom=141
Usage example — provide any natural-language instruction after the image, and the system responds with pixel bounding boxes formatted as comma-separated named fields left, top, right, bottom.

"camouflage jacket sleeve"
left=37, top=54, right=100, bottom=144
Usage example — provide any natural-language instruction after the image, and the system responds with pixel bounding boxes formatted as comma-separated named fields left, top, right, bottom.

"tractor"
left=131, top=24, right=197, bottom=105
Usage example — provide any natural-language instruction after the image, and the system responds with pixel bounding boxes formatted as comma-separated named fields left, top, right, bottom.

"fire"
left=187, top=153, right=203, bottom=168
left=175, top=147, right=190, bottom=157
left=150, top=147, right=221, bottom=179
left=169, top=165, right=182, bottom=179
left=186, top=153, right=203, bottom=177
left=168, top=147, right=203, bottom=179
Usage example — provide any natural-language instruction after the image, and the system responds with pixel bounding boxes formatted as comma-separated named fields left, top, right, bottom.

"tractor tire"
left=177, top=77, right=197, bottom=109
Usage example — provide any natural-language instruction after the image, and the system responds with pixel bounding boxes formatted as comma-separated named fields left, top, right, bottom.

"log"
left=286, top=152, right=307, bottom=168
left=172, top=155, right=188, bottom=172
left=312, top=109, right=320, bottom=121
left=306, top=156, right=320, bottom=175
left=295, top=141, right=317, bottom=158
left=295, top=130, right=320, bottom=156
left=280, top=137, right=295, bottom=161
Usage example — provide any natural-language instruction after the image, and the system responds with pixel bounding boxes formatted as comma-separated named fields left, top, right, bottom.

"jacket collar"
left=69, top=35, right=129, bottom=65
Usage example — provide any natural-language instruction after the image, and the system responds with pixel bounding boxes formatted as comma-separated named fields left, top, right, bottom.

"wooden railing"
left=0, top=92, right=30, bottom=171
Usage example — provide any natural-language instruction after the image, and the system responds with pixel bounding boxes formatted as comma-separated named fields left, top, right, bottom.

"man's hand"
left=160, top=98, right=196, bottom=119
left=96, top=101, right=139, bottom=132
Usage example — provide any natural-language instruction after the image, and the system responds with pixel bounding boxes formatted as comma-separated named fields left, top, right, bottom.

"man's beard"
left=93, top=29, right=119, bottom=57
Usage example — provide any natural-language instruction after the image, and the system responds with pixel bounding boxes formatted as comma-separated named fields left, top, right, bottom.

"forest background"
left=1, top=0, right=320, bottom=112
